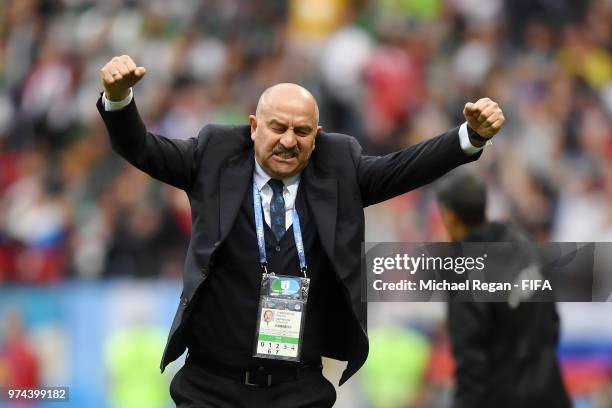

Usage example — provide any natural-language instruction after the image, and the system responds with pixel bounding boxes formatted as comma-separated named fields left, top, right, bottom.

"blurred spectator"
left=105, top=313, right=170, bottom=408
left=0, top=311, right=40, bottom=390
left=360, top=326, right=431, bottom=408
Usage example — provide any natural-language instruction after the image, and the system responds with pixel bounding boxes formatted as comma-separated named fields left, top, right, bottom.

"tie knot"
left=268, top=179, right=284, bottom=194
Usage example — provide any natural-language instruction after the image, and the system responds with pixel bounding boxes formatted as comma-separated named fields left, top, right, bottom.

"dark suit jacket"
left=97, top=95, right=480, bottom=384
left=449, top=222, right=571, bottom=407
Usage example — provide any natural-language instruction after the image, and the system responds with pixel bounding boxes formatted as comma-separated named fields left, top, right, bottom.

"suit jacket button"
left=214, top=241, right=221, bottom=247
left=275, top=246, right=281, bottom=252
left=181, top=297, right=188, bottom=307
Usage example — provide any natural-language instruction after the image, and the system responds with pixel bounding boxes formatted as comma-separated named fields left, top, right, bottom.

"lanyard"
left=253, top=182, right=307, bottom=277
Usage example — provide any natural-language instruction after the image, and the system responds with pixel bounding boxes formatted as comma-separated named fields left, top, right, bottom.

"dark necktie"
left=268, top=179, right=286, bottom=241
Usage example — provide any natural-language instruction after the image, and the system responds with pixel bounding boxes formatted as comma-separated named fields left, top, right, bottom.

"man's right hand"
left=100, top=55, right=146, bottom=101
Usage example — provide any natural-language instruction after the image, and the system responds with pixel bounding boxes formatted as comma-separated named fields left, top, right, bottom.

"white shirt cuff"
left=102, top=88, right=133, bottom=111
left=458, top=122, right=484, bottom=155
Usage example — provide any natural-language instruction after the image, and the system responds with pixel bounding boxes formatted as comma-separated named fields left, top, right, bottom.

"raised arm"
left=98, top=55, right=208, bottom=191
left=356, top=98, right=504, bottom=206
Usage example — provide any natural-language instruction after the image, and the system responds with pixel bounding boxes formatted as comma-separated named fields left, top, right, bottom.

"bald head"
left=256, top=83, right=319, bottom=126
left=249, top=83, right=322, bottom=179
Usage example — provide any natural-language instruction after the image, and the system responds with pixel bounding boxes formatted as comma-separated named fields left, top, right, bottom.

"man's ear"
left=312, top=126, right=322, bottom=149
left=249, top=115, right=257, bottom=141
left=439, top=205, right=468, bottom=240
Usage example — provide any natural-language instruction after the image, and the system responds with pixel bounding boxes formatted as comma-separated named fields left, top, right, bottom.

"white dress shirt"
left=102, top=89, right=484, bottom=227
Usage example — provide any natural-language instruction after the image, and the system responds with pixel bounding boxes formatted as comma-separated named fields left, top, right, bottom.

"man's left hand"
left=463, top=98, right=505, bottom=139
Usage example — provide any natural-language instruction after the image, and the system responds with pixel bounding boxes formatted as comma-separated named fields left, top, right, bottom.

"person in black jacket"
left=436, top=171, right=571, bottom=408
left=97, top=54, right=505, bottom=407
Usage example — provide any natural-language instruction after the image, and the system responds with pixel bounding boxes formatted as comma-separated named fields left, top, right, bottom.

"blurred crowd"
left=0, top=0, right=610, bottom=283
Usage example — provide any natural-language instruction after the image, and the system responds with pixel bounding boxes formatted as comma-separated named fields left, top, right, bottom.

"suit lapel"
left=219, top=152, right=254, bottom=240
left=303, top=163, right=337, bottom=261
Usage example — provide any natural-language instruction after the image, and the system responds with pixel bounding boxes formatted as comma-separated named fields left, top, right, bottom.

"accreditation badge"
left=253, top=274, right=310, bottom=362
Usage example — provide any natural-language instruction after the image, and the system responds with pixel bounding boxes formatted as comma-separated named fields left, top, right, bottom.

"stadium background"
left=0, top=0, right=611, bottom=406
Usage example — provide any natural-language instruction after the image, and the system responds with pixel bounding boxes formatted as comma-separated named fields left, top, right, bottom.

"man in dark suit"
left=436, top=171, right=571, bottom=408
left=98, top=55, right=505, bottom=407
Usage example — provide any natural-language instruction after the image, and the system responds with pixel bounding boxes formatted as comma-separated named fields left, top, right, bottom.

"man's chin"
left=267, top=156, right=300, bottom=178
left=267, top=164, right=301, bottom=179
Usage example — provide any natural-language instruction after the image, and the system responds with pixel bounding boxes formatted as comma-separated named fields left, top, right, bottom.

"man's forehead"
left=260, top=104, right=316, bottom=127
left=264, top=108, right=316, bottom=126
left=257, top=83, right=319, bottom=124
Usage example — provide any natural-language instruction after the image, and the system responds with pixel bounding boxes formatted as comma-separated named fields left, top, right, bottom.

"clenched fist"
left=463, top=98, right=505, bottom=143
left=100, top=55, right=146, bottom=102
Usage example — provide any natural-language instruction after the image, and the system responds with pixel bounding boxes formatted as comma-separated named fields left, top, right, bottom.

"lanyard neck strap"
left=253, top=182, right=307, bottom=277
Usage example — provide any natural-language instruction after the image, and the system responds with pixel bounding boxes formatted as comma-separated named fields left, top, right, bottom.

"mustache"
left=272, top=144, right=300, bottom=157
